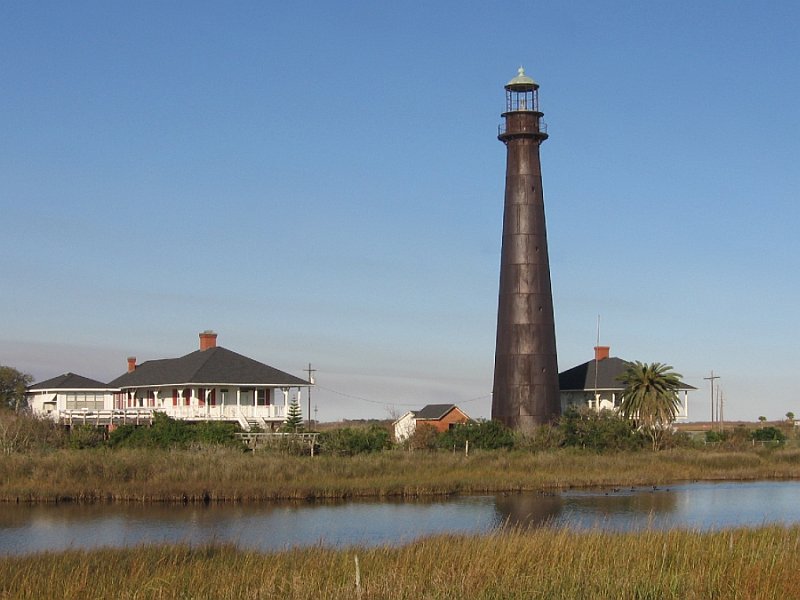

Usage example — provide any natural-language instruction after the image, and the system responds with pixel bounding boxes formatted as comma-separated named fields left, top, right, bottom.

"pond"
left=1, top=481, right=799, bottom=555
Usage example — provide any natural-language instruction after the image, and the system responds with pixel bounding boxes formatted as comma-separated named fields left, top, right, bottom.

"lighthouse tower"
left=491, top=67, right=560, bottom=430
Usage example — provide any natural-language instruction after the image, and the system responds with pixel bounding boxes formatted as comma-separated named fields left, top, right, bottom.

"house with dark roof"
left=108, top=331, right=310, bottom=431
left=27, top=331, right=311, bottom=431
left=558, top=346, right=694, bottom=419
left=393, top=404, right=472, bottom=442
left=27, top=372, right=118, bottom=418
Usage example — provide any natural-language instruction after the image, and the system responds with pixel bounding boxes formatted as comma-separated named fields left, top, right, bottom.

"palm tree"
left=618, top=361, right=683, bottom=450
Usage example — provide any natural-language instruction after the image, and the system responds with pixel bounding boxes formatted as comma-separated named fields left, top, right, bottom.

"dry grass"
left=3, top=446, right=800, bottom=503
left=1, top=526, right=798, bottom=598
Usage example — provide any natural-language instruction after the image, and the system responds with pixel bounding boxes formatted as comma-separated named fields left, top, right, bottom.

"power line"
left=313, top=384, right=491, bottom=408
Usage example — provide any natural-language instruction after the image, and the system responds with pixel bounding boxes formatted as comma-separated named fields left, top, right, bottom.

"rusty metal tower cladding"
left=492, top=67, right=560, bottom=430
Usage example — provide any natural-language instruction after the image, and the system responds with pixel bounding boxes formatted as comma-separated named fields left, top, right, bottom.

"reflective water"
left=1, top=481, right=799, bottom=555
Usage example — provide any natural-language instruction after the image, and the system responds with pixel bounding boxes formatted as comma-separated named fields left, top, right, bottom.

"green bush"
left=558, top=407, right=645, bottom=451
left=751, top=426, right=786, bottom=443
left=68, top=424, right=105, bottom=449
left=108, top=413, right=240, bottom=449
left=438, top=420, right=515, bottom=451
left=515, top=424, right=566, bottom=452
left=317, top=426, right=391, bottom=455
left=192, top=421, right=241, bottom=446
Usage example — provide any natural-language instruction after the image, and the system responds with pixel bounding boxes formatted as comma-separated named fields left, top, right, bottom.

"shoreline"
left=1, top=526, right=798, bottom=598
left=3, top=446, right=800, bottom=504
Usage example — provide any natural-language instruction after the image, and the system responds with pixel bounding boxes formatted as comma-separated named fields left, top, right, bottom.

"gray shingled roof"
left=414, top=404, right=459, bottom=420
left=558, top=357, right=696, bottom=391
left=109, top=346, right=309, bottom=388
left=28, top=372, right=111, bottom=390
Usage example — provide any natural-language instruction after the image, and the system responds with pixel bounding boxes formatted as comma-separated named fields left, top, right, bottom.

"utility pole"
left=704, top=371, right=720, bottom=426
left=304, top=363, right=316, bottom=431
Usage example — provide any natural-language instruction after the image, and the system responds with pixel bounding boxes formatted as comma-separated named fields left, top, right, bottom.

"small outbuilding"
left=393, top=404, right=472, bottom=442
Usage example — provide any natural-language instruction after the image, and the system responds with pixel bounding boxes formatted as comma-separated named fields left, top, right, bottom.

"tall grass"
left=1, top=526, right=798, bottom=598
left=4, top=446, right=800, bottom=503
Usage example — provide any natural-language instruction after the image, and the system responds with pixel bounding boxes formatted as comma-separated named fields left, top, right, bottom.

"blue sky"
left=2, top=1, right=798, bottom=422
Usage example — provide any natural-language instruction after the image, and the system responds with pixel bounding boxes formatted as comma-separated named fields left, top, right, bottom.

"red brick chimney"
left=594, top=346, right=610, bottom=361
left=127, top=357, right=137, bottom=372
left=199, top=330, right=218, bottom=351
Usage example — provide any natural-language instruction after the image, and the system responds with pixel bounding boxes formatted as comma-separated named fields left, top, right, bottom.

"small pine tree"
left=282, top=398, right=303, bottom=433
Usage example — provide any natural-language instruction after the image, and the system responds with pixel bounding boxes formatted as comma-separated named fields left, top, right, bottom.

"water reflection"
left=1, top=481, right=799, bottom=555
left=494, top=493, right=563, bottom=527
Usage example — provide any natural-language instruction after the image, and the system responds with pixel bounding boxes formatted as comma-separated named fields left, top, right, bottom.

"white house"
left=27, top=331, right=311, bottom=431
left=558, top=346, right=693, bottom=420
left=26, top=372, right=117, bottom=417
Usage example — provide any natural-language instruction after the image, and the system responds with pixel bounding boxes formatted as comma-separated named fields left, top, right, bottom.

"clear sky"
left=2, top=1, right=798, bottom=422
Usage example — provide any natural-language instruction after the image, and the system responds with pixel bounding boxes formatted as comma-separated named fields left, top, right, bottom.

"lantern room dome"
left=505, top=66, right=538, bottom=91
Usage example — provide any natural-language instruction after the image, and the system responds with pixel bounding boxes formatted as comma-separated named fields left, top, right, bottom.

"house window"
left=256, top=389, right=267, bottom=406
left=65, top=392, right=105, bottom=410
left=183, top=388, right=191, bottom=406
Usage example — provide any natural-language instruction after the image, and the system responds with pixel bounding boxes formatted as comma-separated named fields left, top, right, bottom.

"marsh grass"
left=1, top=526, right=798, bottom=598
left=3, top=446, right=800, bottom=503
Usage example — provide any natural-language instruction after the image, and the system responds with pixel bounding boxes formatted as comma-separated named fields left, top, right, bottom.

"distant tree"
left=0, top=366, right=34, bottom=411
left=786, top=412, right=794, bottom=423
left=758, top=415, right=767, bottom=423
left=618, top=361, right=683, bottom=451
left=282, top=397, right=304, bottom=433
